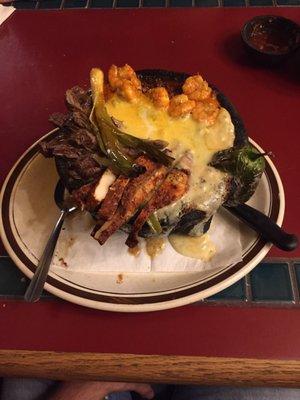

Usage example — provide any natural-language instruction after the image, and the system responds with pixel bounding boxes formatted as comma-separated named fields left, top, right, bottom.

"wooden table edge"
left=0, top=350, right=300, bottom=387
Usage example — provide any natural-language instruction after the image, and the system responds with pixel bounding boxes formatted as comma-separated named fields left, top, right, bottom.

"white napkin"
left=0, top=4, right=15, bottom=25
left=51, top=208, right=242, bottom=273
left=152, top=209, right=242, bottom=272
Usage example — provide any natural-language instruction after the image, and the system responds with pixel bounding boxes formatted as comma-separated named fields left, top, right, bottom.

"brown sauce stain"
left=128, top=246, right=141, bottom=257
left=68, top=237, right=75, bottom=247
left=116, top=273, right=124, bottom=284
left=58, top=237, right=75, bottom=261
left=59, top=257, right=68, bottom=268
left=145, top=237, right=165, bottom=259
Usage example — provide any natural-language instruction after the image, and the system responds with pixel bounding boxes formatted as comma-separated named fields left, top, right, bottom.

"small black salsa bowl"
left=241, top=15, right=300, bottom=65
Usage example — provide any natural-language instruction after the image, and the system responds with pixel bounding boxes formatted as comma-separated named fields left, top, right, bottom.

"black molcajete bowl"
left=56, top=69, right=248, bottom=237
left=53, top=69, right=298, bottom=250
left=136, top=70, right=248, bottom=236
left=241, top=15, right=300, bottom=66
left=137, top=69, right=248, bottom=147
left=56, top=69, right=248, bottom=189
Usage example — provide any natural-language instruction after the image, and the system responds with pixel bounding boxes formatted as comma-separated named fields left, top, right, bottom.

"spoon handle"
left=226, top=203, right=298, bottom=252
left=24, top=209, right=67, bottom=302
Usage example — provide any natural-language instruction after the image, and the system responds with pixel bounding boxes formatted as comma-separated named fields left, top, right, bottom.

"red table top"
left=1, top=7, right=300, bottom=359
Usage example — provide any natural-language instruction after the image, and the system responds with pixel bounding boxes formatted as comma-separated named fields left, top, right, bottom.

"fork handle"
left=24, top=209, right=67, bottom=302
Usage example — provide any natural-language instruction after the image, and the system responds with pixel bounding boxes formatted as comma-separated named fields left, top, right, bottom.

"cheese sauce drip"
left=145, top=237, right=166, bottom=259
left=169, top=233, right=216, bottom=261
left=106, top=94, right=234, bottom=260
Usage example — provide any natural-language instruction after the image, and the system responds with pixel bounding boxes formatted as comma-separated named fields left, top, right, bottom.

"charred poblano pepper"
left=89, top=68, right=173, bottom=177
left=210, top=144, right=266, bottom=206
left=90, top=68, right=165, bottom=234
left=147, top=213, right=163, bottom=234
left=89, top=69, right=140, bottom=175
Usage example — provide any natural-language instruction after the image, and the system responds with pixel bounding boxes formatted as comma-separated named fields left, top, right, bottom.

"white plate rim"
left=0, top=131, right=285, bottom=312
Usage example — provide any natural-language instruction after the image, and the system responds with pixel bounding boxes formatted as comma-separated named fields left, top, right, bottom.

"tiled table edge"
left=204, top=259, right=300, bottom=307
left=1, top=255, right=300, bottom=307
left=5, top=0, right=300, bottom=9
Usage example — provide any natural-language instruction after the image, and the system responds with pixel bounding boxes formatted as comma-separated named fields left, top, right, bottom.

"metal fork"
left=24, top=180, right=77, bottom=302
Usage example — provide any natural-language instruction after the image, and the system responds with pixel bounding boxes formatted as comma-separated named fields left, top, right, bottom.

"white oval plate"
left=0, top=130, right=284, bottom=312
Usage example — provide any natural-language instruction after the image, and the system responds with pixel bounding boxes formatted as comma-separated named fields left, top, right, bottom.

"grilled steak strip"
left=96, top=155, right=158, bottom=222
left=93, top=162, right=168, bottom=245
left=126, top=169, right=190, bottom=248
left=96, top=175, right=130, bottom=221
left=65, top=86, right=92, bottom=115
left=71, top=182, right=98, bottom=210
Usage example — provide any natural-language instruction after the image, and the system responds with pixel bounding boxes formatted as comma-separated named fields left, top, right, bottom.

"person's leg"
left=107, top=392, right=132, bottom=400
left=1, top=378, right=57, bottom=400
left=172, top=385, right=300, bottom=400
left=130, top=384, right=175, bottom=400
left=1, top=379, right=157, bottom=400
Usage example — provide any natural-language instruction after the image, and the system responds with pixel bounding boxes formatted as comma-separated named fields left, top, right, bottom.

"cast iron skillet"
left=137, top=69, right=248, bottom=147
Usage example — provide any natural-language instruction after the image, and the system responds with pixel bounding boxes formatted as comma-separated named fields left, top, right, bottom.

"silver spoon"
left=24, top=180, right=77, bottom=302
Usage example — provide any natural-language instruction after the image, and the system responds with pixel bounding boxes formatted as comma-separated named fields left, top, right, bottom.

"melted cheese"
left=106, top=96, right=234, bottom=164
left=106, top=95, right=234, bottom=212
left=106, top=94, right=234, bottom=260
left=169, top=233, right=216, bottom=261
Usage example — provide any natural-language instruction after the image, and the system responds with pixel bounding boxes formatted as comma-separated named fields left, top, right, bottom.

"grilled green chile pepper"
left=210, top=144, right=266, bottom=206
left=147, top=213, right=163, bottom=234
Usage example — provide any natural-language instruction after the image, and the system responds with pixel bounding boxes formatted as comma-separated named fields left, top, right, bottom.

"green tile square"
left=208, top=278, right=245, bottom=300
left=0, top=257, right=52, bottom=299
left=195, top=0, right=219, bottom=6
left=277, top=0, right=300, bottom=4
left=90, top=0, right=113, bottom=6
left=64, top=0, right=87, bottom=7
left=223, top=0, right=245, bottom=6
left=13, top=1, right=37, bottom=8
left=250, top=262, right=293, bottom=301
left=116, top=0, right=139, bottom=6
left=249, top=0, right=273, bottom=5
left=143, top=0, right=165, bottom=6
left=170, top=0, right=193, bottom=6
left=39, top=0, right=61, bottom=8
left=0, top=257, right=29, bottom=296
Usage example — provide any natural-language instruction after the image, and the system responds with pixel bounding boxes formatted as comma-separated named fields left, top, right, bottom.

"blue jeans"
left=1, top=379, right=300, bottom=400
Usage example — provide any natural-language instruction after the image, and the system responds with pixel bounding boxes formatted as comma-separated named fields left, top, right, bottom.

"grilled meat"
left=92, top=161, right=169, bottom=245
left=40, top=69, right=250, bottom=246
left=65, top=86, right=92, bottom=114
left=97, top=175, right=130, bottom=221
left=126, top=169, right=190, bottom=248
left=71, top=181, right=98, bottom=210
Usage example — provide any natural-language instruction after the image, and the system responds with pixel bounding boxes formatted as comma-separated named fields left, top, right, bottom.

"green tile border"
left=0, top=257, right=52, bottom=299
left=13, top=1, right=37, bottom=8
left=1, top=256, right=300, bottom=305
left=39, top=0, right=62, bottom=9
left=7, top=0, right=300, bottom=8
left=207, top=278, right=246, bottom=301
left=89, top=0, right=114, bottom=7
left=250, top=262, right=293, bottom=302
left=206, top=260, right=300, bottom=306
left=63, top=0, right=87, bottom=8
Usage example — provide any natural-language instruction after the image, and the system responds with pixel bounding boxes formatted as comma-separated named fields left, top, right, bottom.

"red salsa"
left=249, top=19, right=295, bottom=53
